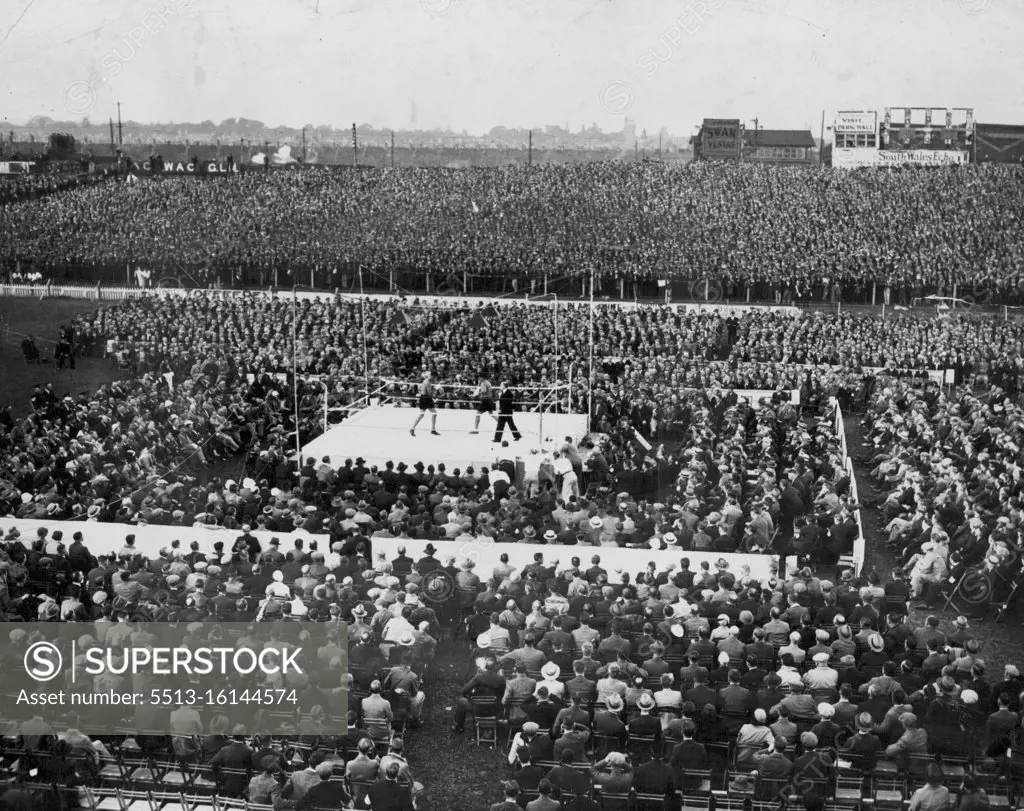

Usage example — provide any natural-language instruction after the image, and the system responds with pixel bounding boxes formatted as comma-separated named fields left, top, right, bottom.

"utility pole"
left=390, top=130, right=395, bottom=169
left=352, top=122, right=358, bottom=167
left=819, top=109, right=825, bottom=167
left=635, top=140, right=638, bottom=161
left=116, top=102, right=123, bottom=145
left=527, top=130, right=532, bottom=167
left=659, top=131, right=663, bottom=161
left=302, top=127, right=307, bottom=163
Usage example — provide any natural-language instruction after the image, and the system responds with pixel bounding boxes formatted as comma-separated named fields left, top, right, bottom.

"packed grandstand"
left=1, top=160, right=1024, bottom=811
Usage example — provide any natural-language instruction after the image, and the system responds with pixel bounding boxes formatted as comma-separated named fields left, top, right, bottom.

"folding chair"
left=678, top=792, right=712, bottom=811
left=595, top=788, right=631, bottom=810
left=635, top=790, right=675, bottom=811
left=470, top=696, right=500, bottom=748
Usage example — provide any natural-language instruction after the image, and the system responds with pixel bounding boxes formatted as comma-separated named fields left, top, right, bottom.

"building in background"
left=742, top=129, right=816, bottom=164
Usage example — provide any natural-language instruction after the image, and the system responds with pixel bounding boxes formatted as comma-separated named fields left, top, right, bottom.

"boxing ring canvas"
left=300, top=404, right=589, bottom=471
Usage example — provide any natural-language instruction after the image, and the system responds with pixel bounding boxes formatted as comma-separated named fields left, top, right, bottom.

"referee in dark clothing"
left=493, top=381, right=522, bottom=443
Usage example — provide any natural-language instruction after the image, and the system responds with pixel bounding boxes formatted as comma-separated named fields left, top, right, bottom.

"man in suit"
left=839, top=712, right=883, bottom=770
left=884, top=712, right=928, bottom=760
left=494, top=381, right=522, bottom=443
left=367, top=761, right=415, bottom=811
left=553, top=694, right=591, bottom=739
left=592, top=694, right=627, bottom=756
left=546, top=750, right=592, bottom=800
left=210, top=729, right=254, bottom=797
left=669, top=719, right=708, bottom=784
left=513, top=749, right=548, bottom=807
left=453, top=658, right=506, bottom=732
left=685, top=669, right=717, bottom=709
left=793, top=731, right=834, bottom=789
left=297, top=762, right=351, bottom=810
left=719, top=669, right=753, bottom=724
left=635, top=751, right=677, bottom=802
left=752, top=736, right=794, bottom=781
left=985, top=693, right=1020, bottom=755
left=491, top=780, right=523, bottom=811
left=553, top=722, right=591, bottom=764
left=526, top=779, right=560, bottom=811
left=628, top=693, right=662, bottom=760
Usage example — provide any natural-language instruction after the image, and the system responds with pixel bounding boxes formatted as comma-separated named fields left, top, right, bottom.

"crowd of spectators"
left=3, top=163, right=1024, bottom=303
left=1, top=294, right=870, bottom=568
left=0, top=517, right=1020, bottom=810
left=862, top=376, right=1024, bottom=616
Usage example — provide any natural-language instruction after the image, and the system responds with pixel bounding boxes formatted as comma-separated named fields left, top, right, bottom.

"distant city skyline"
left=1, top=0, right=1021, bottom=135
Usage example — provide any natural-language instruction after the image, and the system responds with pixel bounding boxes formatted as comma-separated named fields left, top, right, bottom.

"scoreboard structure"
left=879, top=107, right=973, bottom=165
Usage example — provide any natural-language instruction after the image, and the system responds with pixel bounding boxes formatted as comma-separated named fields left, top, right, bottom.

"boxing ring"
left=301, top=378, right=587, bottom=471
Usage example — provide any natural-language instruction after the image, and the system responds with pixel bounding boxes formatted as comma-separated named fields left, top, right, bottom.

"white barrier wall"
left=3, top=518, right=778, bottom=584
left=0, top=284, right=801, bottom=316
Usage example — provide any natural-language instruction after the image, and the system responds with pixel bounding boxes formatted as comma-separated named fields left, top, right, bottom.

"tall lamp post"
left=291, top=284, right=317, bottom=473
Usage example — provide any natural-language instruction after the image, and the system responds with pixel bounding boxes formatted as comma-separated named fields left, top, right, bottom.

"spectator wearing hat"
left=840, top=711, right=883, bottom=769
left=629, top=691, right=662, bottom=743
left=246, top=755, right=284, bottom=805
left=919, top=677, right=963, bottom=756
left=794, top=730, right=833, bottom=786
left=885, top=712, right=928, bottom=760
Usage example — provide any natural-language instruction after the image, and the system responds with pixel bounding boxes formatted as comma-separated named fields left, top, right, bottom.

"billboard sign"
left=834, top=148, right=968, bottom=168
left=700, top=119, right=741, bottom=159
left=0, top=161, right=34, bottom=175
left=976, top=124, right=1024, bottom=163
left=834, top=111, right=877, bottom=133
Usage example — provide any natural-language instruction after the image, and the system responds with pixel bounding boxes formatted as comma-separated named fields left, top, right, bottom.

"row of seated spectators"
left=1, top=523, right=1018, bottom=811
left=4, top=163, right=1024, bottom=302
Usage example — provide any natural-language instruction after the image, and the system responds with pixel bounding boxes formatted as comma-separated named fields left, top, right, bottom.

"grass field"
left=0, top=297, right=130, bottom=416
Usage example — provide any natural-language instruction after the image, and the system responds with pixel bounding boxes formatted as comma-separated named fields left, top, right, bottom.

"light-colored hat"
left=541, top=662, right=560, bottom=680
left=868, top=633, right=885, bottom=653
left=812, top=652, right=830, bottom=664
left=605, top=694, right=624, bottom=711
left=476, top=633, right=491, bottom=649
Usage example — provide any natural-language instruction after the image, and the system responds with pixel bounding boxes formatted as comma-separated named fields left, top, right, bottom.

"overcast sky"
left=1, top=0, right=1020, bottom=134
